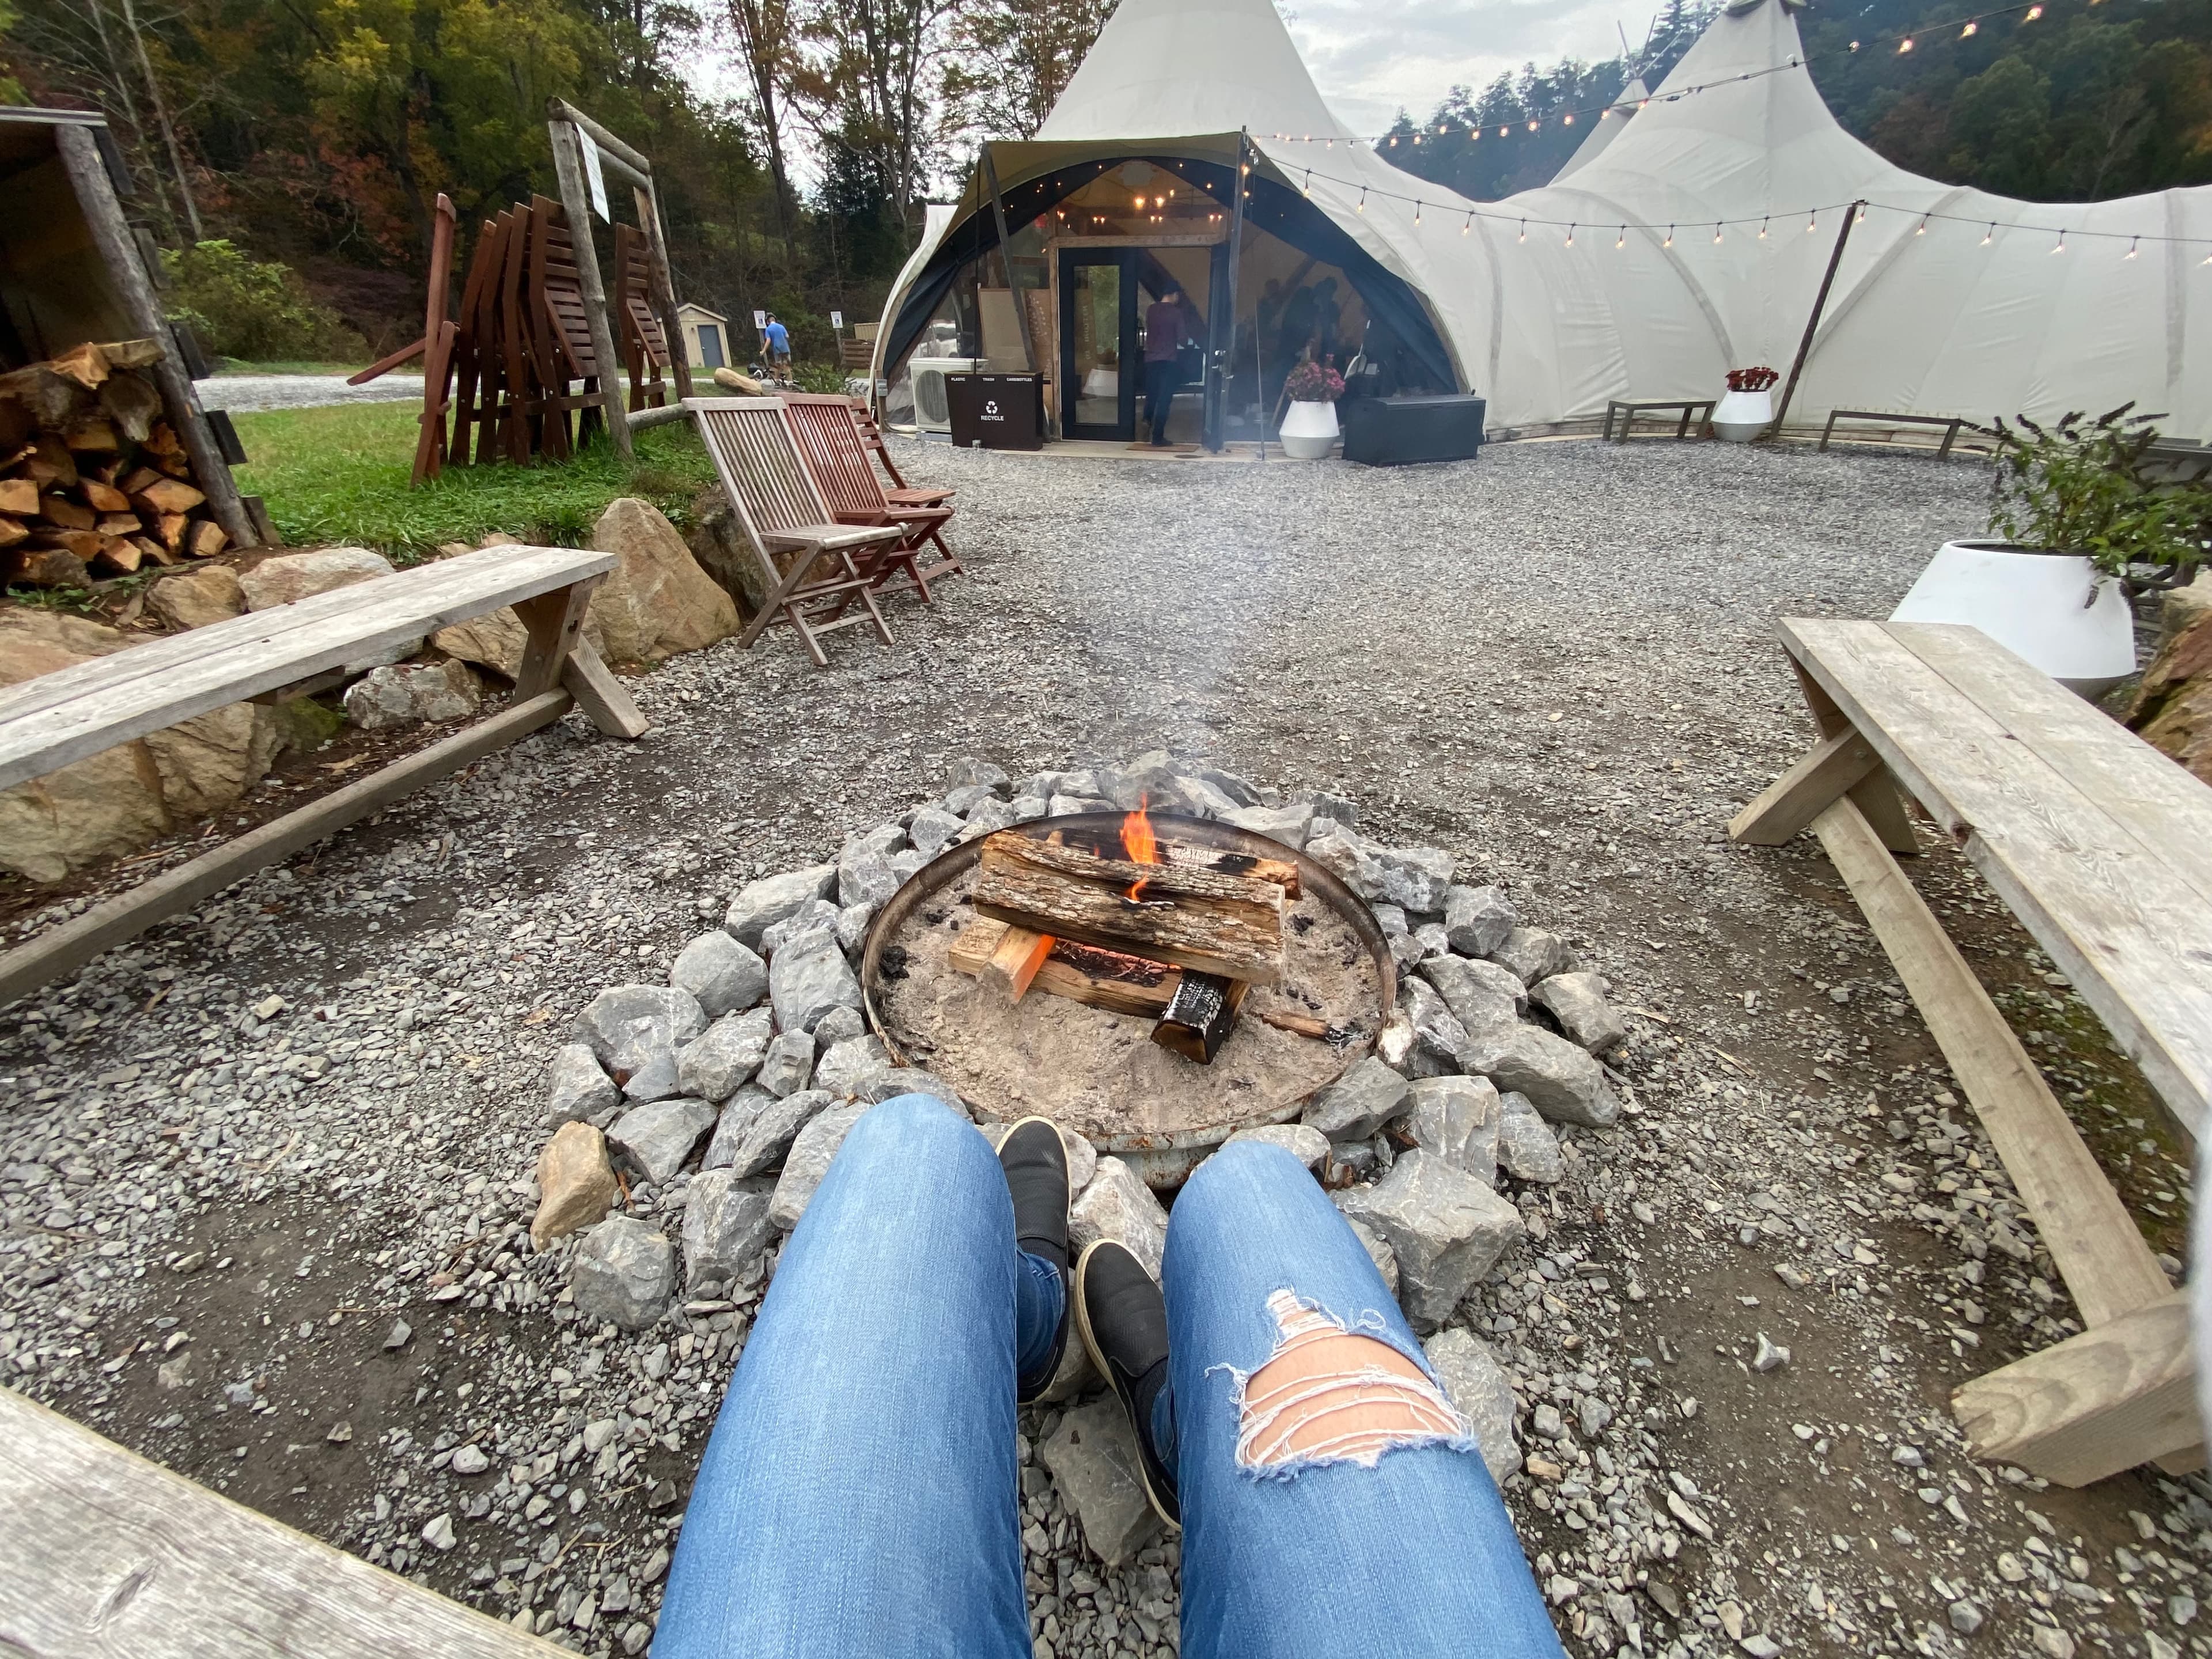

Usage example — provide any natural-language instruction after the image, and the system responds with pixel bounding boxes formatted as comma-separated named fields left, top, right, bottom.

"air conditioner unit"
left=910, top=358, right=984, bottom=433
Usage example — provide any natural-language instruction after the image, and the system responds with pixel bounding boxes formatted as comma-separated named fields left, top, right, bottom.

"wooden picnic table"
left=0, top=544, right=645, bottom=1006
left=1732, top=618, right=2211, bottom=1485
left=1602, top=399, right=1714, bottom=442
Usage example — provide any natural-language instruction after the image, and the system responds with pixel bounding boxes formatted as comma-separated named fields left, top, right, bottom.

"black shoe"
left=999, top=1118, right=1070, bottom=1402
left=1074, top=1240, right=1180, bottom=1527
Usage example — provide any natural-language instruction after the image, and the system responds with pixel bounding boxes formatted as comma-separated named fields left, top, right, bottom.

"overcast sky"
left=1286, top=0, right=1651, bottom=135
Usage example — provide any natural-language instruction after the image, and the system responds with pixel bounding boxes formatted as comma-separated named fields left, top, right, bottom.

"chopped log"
left=99, top=372, right=164, bottom=443
left=0, top=479, right=37, bottom=516
left=94, top=536, right=141, bottom=574
left=951, top=918, right=1182, bottom=1017
left=157, top=512, right=188, bottom=553
left=971, top=832, right=1286, bottom=983
left=28, top=435, right=77, bottom=488
left=96, top=513, right=142, bottom=536
left=1152, top=972, right=1249, bottom=1063
left=5, top=547, right=89, bottom=587
left=98, top=338, right=166, bottom=370
left=0, top=517, right=25, bottom=548
left=64, top=417, right=119, bottom=453
left=32, top=528, right=103, bottom=562
left=81, top=480, right=130, bottom=513
left=982, top=926, right=1053, bottom=1001
left=48, top=342, right=111, bottom=389
left=142, top=421, right=184, bottom=457
left=186, top=518, right=228, bottom=558
left=1054, top=827, right=1301, bottom=895
left=119, top=465, right=162, bottom=494
left=130, top=534, right=176, bottom=566
left=132, top=476, right=205, bottom=516
left=1256, top=1009, right=1333, bottom=1040
left=0, top=365, right=91, bottom=427
left=38, top=494, right=94, bottom=531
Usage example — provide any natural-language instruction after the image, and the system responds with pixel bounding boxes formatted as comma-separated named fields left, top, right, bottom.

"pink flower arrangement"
left=1727, top=366, right=1779, bottom=392
left=1285, top=357, right=1346, bottom=403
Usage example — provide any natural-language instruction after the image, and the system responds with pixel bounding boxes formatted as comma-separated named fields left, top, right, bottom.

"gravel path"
left=200, top=373, right=425, bottom=412
left=1, top=437, right=2202, bottom=1659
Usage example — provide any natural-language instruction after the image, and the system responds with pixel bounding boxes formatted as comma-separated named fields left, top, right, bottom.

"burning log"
left=1153, top=972, right=1249, bottom=1063
left=971, top=831, right=1286, bottom=984
left=982, top=925, right=1053, bottom=1001
left=952, top=918, right=1180, bottom=1016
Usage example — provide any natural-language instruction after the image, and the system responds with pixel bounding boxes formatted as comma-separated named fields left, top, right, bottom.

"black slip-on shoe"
left=1000, top=1117, right=1070, bottom=1402
left=1074, top=1239, right=1180, bottom=1528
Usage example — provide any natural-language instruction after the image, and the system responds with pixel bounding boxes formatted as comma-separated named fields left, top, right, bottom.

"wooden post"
left=53, top=123, right=259, bottom=547
left=1771, top=198, right=1862, bottom=437
left=545, top=118, right=634, bottom=459
left=545, top=103, right=692, bottom=404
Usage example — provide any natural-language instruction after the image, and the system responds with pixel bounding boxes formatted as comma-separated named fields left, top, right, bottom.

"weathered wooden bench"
left=0, top=1384, right=559, bottom=1658
left=1818, top=409, right=1968, bottom=460
left=1732, top=619, right=2212, bottom=1485
left=1602, top=398, right=1714, bottom=442
left=0, top=543, right=645, bottom=1006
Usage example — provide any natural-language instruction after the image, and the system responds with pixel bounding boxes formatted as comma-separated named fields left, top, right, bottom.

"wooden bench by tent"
left=0, top=544, right=645, bottom=1007
left=1732, top=619, right=2212, bottom=1484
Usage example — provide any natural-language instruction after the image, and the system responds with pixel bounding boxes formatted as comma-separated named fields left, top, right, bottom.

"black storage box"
left=1340, top=393, right=1487, bottom=467
left=946, top=373, right=1044, bottom=450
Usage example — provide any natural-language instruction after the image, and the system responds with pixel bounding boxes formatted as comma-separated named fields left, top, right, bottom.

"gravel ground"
left=1, top=435, right=2204, bottom=1659
left=200, top=373, right=426, bottom=412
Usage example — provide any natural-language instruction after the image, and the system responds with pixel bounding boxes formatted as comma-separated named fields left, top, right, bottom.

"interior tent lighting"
left=1563, top=113, right=1575, bottom=125
left=1356, top=187, right=1366, bottom=213
left=1713, top=223, right=1724, bottom=243
left=2024, top=4, right=2041, bottom=16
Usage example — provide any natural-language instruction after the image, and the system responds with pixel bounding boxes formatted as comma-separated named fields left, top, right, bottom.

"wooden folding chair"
left=530, top=196, right=607, bottom=457
left=685, top=397, right=904, bottom=668
left=615, top=224, right=669, bottom=412
left=782, top=392, right=964, bottom=603
left=851, top=401, right=953, bottom=507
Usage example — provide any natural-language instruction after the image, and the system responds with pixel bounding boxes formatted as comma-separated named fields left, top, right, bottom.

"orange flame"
left=1121, top=794, right=1159, bottom=900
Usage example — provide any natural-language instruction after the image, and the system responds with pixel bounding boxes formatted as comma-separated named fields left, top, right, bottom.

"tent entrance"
left=1055, top=242, right=1226, bottom=442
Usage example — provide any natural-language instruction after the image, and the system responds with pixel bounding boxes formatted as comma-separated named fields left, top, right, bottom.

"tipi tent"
left=874, top=0, right=2212, bottom=438
left=1551, top=79, right=1648, bottom=184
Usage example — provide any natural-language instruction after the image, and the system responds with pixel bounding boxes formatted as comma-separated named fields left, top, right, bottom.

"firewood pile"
left=951, top=807, right=1336, bottom=1064
left=0, top=339, right=224, bottom=588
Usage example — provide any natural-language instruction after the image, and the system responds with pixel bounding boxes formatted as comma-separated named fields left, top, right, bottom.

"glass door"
left=1059, top=249, right=1135, bottom=441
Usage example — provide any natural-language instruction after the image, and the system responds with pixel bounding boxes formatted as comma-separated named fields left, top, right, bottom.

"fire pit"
left=861, top=811, right=1395, bottom=1185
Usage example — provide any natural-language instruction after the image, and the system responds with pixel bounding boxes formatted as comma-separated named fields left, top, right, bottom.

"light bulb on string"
left=2024, top=4, right=2041, bottom=17
left=1388, top=135, right=1397, bottom=146
left=1414, top=200, right=1423, bottom=225
left=2127, top=236, right=2139, bottom=259
left=1564, top=112, right=1575, bottom=126
left=1916, top=215, right=1928, bottom=235
left=1498, top=125, right=1509, bottom=138
left=1518, top=219, right=1527, bottom=243
left=2052, top=229, right=2066, bottom=254
left=1616, top=226, right=1626, bottom=248
left=1981, top=223, right=1994, bottom=244
left=1855, top=203, right=1867, bottom=224
left=1898, top=35, right=1914, bottom=51
left=1302, top=171, right=1311, bottom=197
left=1806, top=210, right=1818, bottom=232
left=1960, top=18, right=1977, bottom=35
left=1759, top=216, right=1769, bottom=239
left=1527, top=118, right=1539, bottom=131
left=1664, top=225, right=1675, bottom=247
left=1462, top=211, right=1474, bottom=236
left=1565, top=223, right=1576, bottom=246
left=1713, top=223, right=1724, bottom=243
left=1356, top=187, right=1366, bottom=213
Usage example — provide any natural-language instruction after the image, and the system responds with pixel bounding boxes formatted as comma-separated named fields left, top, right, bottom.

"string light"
left=1664, top=225, right=1675, bottom=247
left=1356, top=187, right=1366, bottom=213
left=1616, top=226, right=1626, bottom=248
left=1413, top=200, right=1423, bottom=225
left=1565, top=223, right=1576, bottom=245
left=1916, top=214, right=1929, bottom=234
left=1806, top=210, right=1818, bottom=232
left=1713, top=223, right=1724, bottom=243
left=2127, top=235, right=2139, bottom=258
left=1857, top=204, right=1868, bottom=224
left=2052, top=229, right=2066, bottom=253
left=2024, top=3, right=2040, bottom=14
left=1759, top=215, right=1769, bottom=238
left=1961, top=18, right=1978, bottom=33
left=1462, top=211, right=1474, bottom=235
left=1563, top=112, right=1575, bottom=126
left=1982, top=223, right=1994, bottom=244
left=1899, top=35, right=1915, bottom=51
left=1518, top=219, right=1527, bottom=243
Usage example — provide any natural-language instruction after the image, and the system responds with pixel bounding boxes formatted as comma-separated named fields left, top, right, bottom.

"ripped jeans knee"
left=1219, top=1289, right=1471, bottom=1475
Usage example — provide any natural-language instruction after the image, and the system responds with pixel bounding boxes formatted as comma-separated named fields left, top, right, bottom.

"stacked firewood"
left=0, top=339, right=225, bottom=588
left=952, top=815, right=1326, bottom=1064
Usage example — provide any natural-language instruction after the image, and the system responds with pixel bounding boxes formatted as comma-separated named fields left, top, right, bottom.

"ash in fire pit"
left=863, top=810, right=1393, bottom=1184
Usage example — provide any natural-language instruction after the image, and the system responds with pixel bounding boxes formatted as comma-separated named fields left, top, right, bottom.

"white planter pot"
left=1279, top=399, right=1339, bottom=459
left=1712, top=387, right=1772, bottom=442
left=1891, top=540, right=2137, bottom=696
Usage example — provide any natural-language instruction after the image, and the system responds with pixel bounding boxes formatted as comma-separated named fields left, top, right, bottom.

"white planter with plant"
left=1891, top=406, right=2207, bottom=697
left=1713, top=366, right=1777, bottom=442
left=1278, top=358, right=1344, bottom=459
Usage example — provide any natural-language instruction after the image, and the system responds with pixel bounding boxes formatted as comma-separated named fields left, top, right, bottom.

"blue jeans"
left=656, top=1095, right=1561, bottom=1659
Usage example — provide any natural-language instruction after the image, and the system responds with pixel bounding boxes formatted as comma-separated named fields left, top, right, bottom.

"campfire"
left=864, top=806, right=1391, bottom=1184
left=950, top=802, right=1319, bottom=1063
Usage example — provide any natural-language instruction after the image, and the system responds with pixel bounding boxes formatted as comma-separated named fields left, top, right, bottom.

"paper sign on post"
left=581, top=135, right=610, bottom=221
left=830, top=310, right=844, bottom=329
left=753, top=310, right=767, bottom=329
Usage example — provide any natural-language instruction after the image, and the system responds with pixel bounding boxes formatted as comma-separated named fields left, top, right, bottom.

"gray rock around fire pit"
left=724, top=865, right=837, bottom=949
left=1336, top=1152, right=1525, bottom=1331
left=1302, top=1057, right=1412, bottom=1143
left=572, top=1215, right=676, bottom=1330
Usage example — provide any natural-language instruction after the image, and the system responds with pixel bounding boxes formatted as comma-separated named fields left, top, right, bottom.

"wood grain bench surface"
left=1782, top=618, right=2212, bottom=1137
left=0, top=543, right=616, bottom=791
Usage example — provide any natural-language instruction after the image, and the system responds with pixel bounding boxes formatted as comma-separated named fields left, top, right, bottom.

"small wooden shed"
left=0, top=107, right=262, bottom=554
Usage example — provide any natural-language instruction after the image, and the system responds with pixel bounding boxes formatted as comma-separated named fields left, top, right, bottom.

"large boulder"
left=1336, top=1152, right=1524, bottom=1330
left=671, top=930, right=768, bottom=1019
left=1457, top=1022, right=1619, bottom=1128
left=147, top=563, right=245, bottom=630
left=1487, top=926, right=1573, bottom=986
left=732, top=1088, right=835, bottom=1177
left=681, top=1169, right=777, bottom=1285
left=1425, top=1327, right=1522, bottom=1482
left=1419, top=954, right=1525, bottom=1032
left=342, top=660, right=482, bottom=730
left=1378, top=979, right=1467, bottom=1080
left=570, top=1216, right=675, bottom=1330
left=1223, top=1122, right=1330, bottom=1172
left=588, top=498, right=740, bottom=665
left=141, top=698, right=288, bottom=820
left=238, top=546, right=394, bottom=610
left=430, top=607, right=530, bottom=681
left=2127, top=576, right=2212, bottom=783
left=572, top=985, right=709, bottom=1067
left=815, top=1034, right=892, bottom=1099
left=1496, top=1091, right=1563, bottom=1183
left=1445, top=884, right=1520, bottom=959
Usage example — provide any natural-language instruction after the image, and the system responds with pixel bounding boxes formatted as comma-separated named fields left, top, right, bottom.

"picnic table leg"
left=508, top=578, right=647, bottom=738
left=1789, top=658, right=1919, bottom=854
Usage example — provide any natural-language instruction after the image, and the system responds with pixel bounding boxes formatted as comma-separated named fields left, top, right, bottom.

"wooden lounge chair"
left=685, top=396, right=903, bottom=668
left=852, top=400, right=954, bottom=508
left=782, top=392, right=964, bottom=602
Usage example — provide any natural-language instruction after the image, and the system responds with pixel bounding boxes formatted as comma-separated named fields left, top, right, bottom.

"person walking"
left=655, top=1093, right=1563, bottom=1659
left=761, top=313, right=791, bottom=385
left=1142, top=285, right=1190, bottom=446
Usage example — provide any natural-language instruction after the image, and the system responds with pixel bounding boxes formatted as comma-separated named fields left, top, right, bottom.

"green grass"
left=230, top=401, right=719, bottom=562
left=214, top=359, right=380, bottom=376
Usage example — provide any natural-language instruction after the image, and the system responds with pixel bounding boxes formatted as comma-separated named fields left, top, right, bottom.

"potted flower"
left=1891, top=404, right=2210, bottom=696
left=1279, top=357, right=1346, bottom=459
left=1713, top=366, right=1778, bottom=442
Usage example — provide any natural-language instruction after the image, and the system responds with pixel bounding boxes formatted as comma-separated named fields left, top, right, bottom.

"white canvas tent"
left=874, top=0, right=2212, bottom=438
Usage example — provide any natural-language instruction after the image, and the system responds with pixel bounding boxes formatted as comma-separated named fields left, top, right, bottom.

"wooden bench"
left=1602, top=398, right=1714, bottom=442
left=0, top=543, right=645, bottom=1006
left=0, top=1384, right=560, bottom=1658
left=1818, top=409, right=1968, bottom=460
left=1731, top=619, right=2212, bottom=1485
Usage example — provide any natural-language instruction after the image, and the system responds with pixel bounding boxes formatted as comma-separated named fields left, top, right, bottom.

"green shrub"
left=161, top=241, right=366, bottom=363
left=789, top=361, right=853, bottom=393
left=1986, top=404, right=2211, bottom=587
